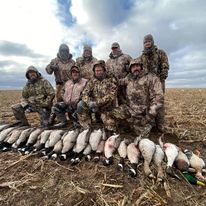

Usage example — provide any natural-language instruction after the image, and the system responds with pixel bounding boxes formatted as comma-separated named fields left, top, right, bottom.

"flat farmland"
left=0, top=89, right=205, bottom=206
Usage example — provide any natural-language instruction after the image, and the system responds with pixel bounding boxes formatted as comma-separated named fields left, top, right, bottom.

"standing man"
left=112, top=59, right=164, bottom=136
left=139, top=34, right=169, bottom=132
left=45, top=43, right=75, bottom=102
left=76, top=44, right=97, bottom=80
left=106, top=42, right=132, bottom=105
left=12, top=66, right=55, bottom=127
left=51, top=65, right=88, bottom=128
left=76, top=60, right=118, bottom=137
left=46, top=44, right=75, bottom=125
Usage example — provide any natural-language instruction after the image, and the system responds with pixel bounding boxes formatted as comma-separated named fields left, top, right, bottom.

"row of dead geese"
left=0, top=123, right=205, bottom=182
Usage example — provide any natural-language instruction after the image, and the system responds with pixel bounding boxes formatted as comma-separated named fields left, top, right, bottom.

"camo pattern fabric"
left=77, top=74, right=118, bottom=131
left=21, top=77, right=55, bottom=109
left=112, top=71, right=164, bottom=135
left=76, top=56, right=97, bottom=80
left=106, top=52, right=132, bottom=79
left=139, top=45, right=169, bottom=130
left=139, top=45, right=169, bottom=91
left=81, top=74, right=118, bottom=110
left=45, top=56, right=75, bottom=84
left=78, top=109, right=117, bottom=132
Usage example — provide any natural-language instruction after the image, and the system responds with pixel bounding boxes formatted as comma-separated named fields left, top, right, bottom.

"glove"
left=160, top=70, right=168, bottom=80
left=50, top=64, right=59, bottom=71
left=88, top=101, right=98, bottom=112
left=25, top=106, right=33, bottom=113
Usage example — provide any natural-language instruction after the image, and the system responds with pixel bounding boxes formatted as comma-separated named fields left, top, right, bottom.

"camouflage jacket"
left=62, top=78, right=88, bottom=107
left=82, top=74, right=117, bottom=110
left=21, top=77, right=55, bottom=109
left=106, top=52, right=132, bottom=79
left=76, top=56, right=97, bottom=80
left=45, top=56, right=75, bottom=84
left=139, top=46, right=169, bottom=80
left=119, top=71, right=164, bottom=117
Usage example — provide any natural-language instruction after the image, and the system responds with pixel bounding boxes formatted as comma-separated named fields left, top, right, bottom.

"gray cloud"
left=68, top=0, right=206, bottom=88
left=1, top=0, right=206, bottom=88
left=0, top=60, right=18, bottom=67
left=0, top=40, right=45, bottom=58
left=82, top=0, right=134, bottom=28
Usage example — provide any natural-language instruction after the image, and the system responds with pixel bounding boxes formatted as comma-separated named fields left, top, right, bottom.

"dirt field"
left=0, top=89, right=206, bottom=206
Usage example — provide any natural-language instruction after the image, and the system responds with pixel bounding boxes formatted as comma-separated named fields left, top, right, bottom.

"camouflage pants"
left=56, top=84, right=64, bottom=102
left=117, top=85, right=127, bottom=105
left=76, top=100, right=117, bottom=132
left=12, top=103, right=51, bottom=126
left=155, top=80, right=165, bottom=131
left=112, top=104, right=153, bottom=136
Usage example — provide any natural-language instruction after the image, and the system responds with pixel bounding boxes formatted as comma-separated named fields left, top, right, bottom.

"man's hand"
left=25, top=106, right=33, bottom=113
left=50, top=64, right=59, bottom=71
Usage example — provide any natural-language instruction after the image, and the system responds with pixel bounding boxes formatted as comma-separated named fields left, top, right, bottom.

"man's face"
left=94, top=65, right=105, bottom=78
left=28, top=71, right=38, bottom=79
left=111, top=47, right=119, bottom=54
left=83, top=50, right=92, bottom=58
left=71, top=70, right=80, bottom=81
left=131, top=64, right=142, bottom=76
left=144, top=40, right=153, bottom=49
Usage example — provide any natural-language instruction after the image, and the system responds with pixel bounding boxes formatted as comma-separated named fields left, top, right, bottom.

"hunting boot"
left=47, top=113, right=56, bottom=126
left=39, top=108, right=51, bottom=128
left=11, top=104, right=30, bottom=126
left=70, top=112, right=81, bottom=129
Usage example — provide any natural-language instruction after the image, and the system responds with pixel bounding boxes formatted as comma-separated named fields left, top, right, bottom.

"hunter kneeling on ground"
left=12, top=66, right=55, bottom=127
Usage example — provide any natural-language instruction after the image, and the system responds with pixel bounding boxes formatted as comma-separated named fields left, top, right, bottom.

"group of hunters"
left=11, top=34, right=169, bottom=138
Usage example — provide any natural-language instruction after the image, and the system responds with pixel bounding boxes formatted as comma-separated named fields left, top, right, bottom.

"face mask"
left=58, top=44, right=70, bottom=61
left=59, top=49, right=69, bottom=61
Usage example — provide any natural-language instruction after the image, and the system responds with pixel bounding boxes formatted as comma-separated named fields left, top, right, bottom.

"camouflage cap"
left=111, top=42, right=120, bottom=49
left=93, top=60, right=106, bottom=72
left=25, top=65, right=41, bottom=79
left=83, top=44, right=92, bottom=52
left=143, top=34, right=154, bottom=44
left=129, top=58, right=143, bottom=72
left=71, top=64, right=80, bottom=73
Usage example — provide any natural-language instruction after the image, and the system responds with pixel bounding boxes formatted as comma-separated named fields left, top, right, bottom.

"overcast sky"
left=0, top=0, right=205, bottom=89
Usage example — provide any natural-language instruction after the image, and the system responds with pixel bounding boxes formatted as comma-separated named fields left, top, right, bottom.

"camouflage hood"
left=128, top=59, right=148, bottom=78
left=92, top=60, right=106, bottom=72
left=83, top=45, right=92, bottom=60
left=143, top=34, right=154, bottom=45
left=25, top=66, right=41, bottom=79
